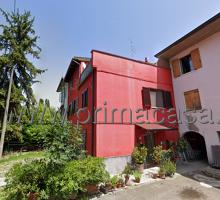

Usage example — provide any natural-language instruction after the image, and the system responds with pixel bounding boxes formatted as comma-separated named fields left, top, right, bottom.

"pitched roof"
left=64, top=56, right=90, bottom=81
left=155, top=12, right=220, bottom=59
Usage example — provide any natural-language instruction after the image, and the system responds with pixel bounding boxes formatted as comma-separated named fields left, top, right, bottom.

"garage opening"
left=184, top=131, right=208, bottom=161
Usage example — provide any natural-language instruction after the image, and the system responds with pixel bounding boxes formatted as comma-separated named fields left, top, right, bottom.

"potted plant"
left=133, top=171, right=141, bottom=183
left=131, top=146, right=147, bottom=173
left=110, top=175, right=118, bottom=189
left=116, top=176, right=125, bottom=188
left=163, top=160, right=176, bottom=177
left=151, top=172, right=158, bottom=179
left=122, top=163, right=132, bottom=185
left=159, top=165, right=166, bottom=179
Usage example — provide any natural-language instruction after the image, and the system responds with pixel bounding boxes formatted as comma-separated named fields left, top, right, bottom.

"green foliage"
left=133, top=171, right=141, bottom=182
left=4, top=159, right=52, bottom=200
left=159, top=164, right=166, bottom=175
left=4, top=157, right=110, bottom=200
left=44, top=122, right=85, bottom=165
left=152, top=145, right=172, bottom=165
left=161, top=160, right=176, bottom=177
left=176, top=137, right=188, bottom=153
left=0, top=9, right=45, bottom=106
left=110, top=176, right=119, bottom=188
left=131, top=146, right=147, bottom=164
left=122, top=163, right=133, bottom=175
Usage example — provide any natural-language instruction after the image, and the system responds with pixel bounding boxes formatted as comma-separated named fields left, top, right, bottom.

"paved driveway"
left=98, top=175, right=220, bottom=200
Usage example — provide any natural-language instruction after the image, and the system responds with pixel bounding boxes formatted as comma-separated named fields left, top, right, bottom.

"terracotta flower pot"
left=125, top=175, right=130, bottom=185
left=136, top=163, right=144, bottom=173
left=28, top=193, right=38, bottom=200
left=159, top=173, right=166, bottom=179
left=85, top=184, right=99, bottom=195
left=134, top=178, right=140, bottom=183
left=152, top=173, right=158, bottom=179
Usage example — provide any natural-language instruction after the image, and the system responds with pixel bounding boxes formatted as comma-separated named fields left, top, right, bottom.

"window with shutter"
left=82, top=89, right=88, bottom=108
left=172, top=59, right=181, bottom=78
left=191, top=48, right=202, bottom=70
left=142, top=88, right=151, bottom=108
left=184, top=89, right=201, bottom=111
left=163, top=91, right=172, bottom=108
left=156, top=90, right=164, bottom=108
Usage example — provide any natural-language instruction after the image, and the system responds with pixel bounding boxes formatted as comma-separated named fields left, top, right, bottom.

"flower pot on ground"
left=151, top=173, right=158, bottom=179
left=159, top=165, right=166, bottom=179
left=136, top=163, right=144, bottom=173
left=122, top=163, right=132, bottom=185
left=163, top=160, right=176, bottom=177
left=131, top=146, right=147, bottom=173
left=124, top=174, right=130, bottom=185
left=28, top=193, right=38, bottom=200
left=110, top=175, right=119, bottom=189
left=116, top=176, right=125, bottom=188
left=133, top=171, right=142, bottom=183
left=85, top=184, right=99, bottom=195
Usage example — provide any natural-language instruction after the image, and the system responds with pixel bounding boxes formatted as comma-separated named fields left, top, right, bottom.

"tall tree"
left=0, top=9, right=45, bottom=156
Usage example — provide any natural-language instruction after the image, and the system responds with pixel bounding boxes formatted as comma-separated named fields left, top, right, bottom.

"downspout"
left=91, top=66, right=95, bottom=156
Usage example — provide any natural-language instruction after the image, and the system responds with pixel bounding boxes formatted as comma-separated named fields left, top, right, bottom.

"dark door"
left=144, top=132, right=155, bottom=162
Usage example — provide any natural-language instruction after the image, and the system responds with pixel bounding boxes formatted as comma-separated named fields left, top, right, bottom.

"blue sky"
left=1, top=0, right=220, bottom=107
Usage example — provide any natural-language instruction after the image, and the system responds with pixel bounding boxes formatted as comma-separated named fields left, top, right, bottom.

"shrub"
left=162, top=160, right=176, bottom=177
left=4, top=159, right=53, bottom=200
left=176, top=137, right=188, bottom=153
left=152, top=145, right=172, bottom=165
left=109, top=176, right=118, bottom=188
left=48, top=157, right=110, bottom=199
left=4, top=157, right=110, bottom=200
left=44, top=122, right=85, bottom=165
left=122, top=163, right=133, bottom=176
left=131, top=146, right=147, bottom=164
left=133, top=171, right=141, bottom=183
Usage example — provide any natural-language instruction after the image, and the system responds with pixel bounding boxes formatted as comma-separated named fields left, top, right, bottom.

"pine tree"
left=0, top=9, right=45, bottom=120
left=0, top=9, right=45, bottom=155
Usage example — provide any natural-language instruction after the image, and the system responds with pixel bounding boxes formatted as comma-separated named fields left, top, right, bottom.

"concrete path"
left=98, top=175, right=220, bottom=200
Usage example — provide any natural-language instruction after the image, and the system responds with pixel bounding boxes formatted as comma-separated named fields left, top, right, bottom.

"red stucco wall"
left=92, top=50, right=179, bottom=157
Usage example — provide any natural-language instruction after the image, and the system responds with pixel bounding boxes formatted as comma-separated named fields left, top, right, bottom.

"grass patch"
left=0, top=151, right=44, bottom=178
left=0, top=151, right=44, bottom=165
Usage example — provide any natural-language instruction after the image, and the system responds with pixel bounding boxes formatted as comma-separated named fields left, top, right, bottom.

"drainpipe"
left=91, top=67, right=95, bottom=156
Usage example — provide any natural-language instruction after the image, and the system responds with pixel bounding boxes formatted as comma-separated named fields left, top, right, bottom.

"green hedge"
left=3, top=157, right=110, bottom=200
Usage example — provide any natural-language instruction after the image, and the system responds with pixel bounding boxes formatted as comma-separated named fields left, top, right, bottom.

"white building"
left=155, top=13, right=220, bottom=165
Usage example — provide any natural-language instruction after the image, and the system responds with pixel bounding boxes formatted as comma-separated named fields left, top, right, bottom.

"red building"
left=61, top=50, right=179, bottom=173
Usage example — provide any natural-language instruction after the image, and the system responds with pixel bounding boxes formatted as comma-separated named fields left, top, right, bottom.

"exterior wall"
left=92, top=51, right=179, bottom=158
left=67, top=63, right=93, bottom=155
left=169, top=31, right=220, bottom=163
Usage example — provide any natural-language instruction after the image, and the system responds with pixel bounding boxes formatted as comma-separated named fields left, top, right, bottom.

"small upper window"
left=180, top=55, right=194, bottom=74
left=217, top=132, right=220, bottom=143
left=82, top=89, right=88, bottom=108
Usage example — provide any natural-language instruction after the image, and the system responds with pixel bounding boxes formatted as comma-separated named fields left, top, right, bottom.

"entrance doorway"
left=184, top=131, right=207, bottom=160
left=144, top=132, right=155, bottom=162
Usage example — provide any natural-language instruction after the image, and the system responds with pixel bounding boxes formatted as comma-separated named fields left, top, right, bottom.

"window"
left=172, top=48, right=202, bottom=78
left=82, top=89, right=88, bottom=108
left=180, top=55, right=194, bottom=74
left=142, top=88, right=172, bottom=109
left=217, top=132, right=220, bottom=143
left=184, top=89, right=201, bottom=111
left=68, top=98, right=78, bottom=116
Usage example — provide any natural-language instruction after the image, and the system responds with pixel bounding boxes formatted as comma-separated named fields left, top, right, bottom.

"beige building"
left=155, top=13, right=220, bottom=166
